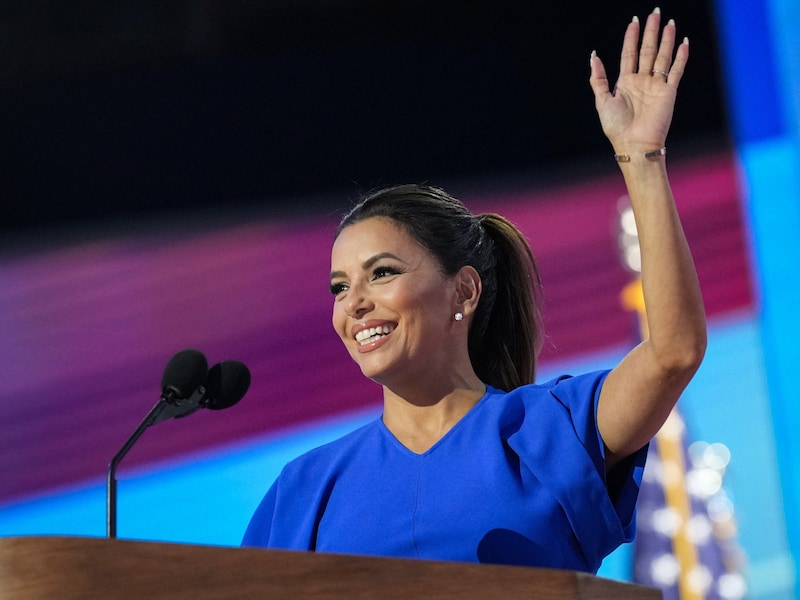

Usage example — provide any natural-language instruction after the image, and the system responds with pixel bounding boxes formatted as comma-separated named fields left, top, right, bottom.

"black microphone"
left=106, top=350, right=250, bottom=538
left=136, top=348, right=211, bottom=426
left=202, top=360, right=251, bottom=410
left=153, top=359, right=252, bottom=424
left=161, top=348, right=209, bottom=401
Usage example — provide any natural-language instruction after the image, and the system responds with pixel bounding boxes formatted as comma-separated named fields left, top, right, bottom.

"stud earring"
left=454, top=312, right=464, bottom=321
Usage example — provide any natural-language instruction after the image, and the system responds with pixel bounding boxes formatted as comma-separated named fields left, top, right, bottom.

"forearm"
left=617, top=152, right=707, bottom=371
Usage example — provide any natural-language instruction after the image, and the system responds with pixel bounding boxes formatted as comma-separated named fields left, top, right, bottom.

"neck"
left=381, top=376, right=486, bottom=454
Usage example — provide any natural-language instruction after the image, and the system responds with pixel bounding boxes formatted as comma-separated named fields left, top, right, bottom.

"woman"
left=243, top=9, right=706, bottom=574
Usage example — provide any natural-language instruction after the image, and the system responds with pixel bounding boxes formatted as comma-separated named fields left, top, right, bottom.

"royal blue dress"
left=242, top=370, right=646, bottom=573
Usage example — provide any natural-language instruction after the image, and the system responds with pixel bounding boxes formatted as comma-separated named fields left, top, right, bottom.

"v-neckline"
left=379, top=388, right=492, bottom=457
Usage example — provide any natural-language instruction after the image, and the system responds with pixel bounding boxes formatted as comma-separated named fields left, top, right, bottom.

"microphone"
left=202, top=360, right=251, bottom=410
left=139, top=348, right=211, bottom=426
left=161, top=348, right=209, bottom=401
left=106, top=350, right=250, bottom=538
left=152, top=359, right=252, bottom=424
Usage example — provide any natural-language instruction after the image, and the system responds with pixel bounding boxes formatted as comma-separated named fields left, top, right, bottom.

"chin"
left=356, top=359, right=398, bottom=387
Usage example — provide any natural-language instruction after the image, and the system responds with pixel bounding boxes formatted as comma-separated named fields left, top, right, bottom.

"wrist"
left=613, top=146, right=667, bottom=163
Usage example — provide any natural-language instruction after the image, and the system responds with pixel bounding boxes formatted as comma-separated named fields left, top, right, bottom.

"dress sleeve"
left=507, top=370, right=647, bottom=570
left=241, top=481, right=278, bottom=547
left=548, top=370, right=648, bottom=532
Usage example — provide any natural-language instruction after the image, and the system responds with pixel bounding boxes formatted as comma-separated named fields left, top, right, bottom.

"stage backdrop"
left=2, top=151, right=794, bottom=597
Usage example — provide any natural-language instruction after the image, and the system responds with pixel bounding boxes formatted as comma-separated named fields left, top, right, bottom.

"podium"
left=0, top=536, right=661, bottom=599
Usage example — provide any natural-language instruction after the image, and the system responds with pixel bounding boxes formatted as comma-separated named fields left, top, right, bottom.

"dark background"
left=1, top=1, right=727, bottom=233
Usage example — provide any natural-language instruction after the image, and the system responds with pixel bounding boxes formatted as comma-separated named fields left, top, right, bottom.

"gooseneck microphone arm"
left=107, top=401, right=163, bottom=539
left=106, top=349, right=209, bottom=539
left=105, top=351, right=251, bottom=539
left=107, top=421, right=144, bottom=539
left=106, top=388, right=205, bottom=538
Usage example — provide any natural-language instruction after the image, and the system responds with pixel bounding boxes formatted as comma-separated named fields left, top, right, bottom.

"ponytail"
left=470, top=214, right=544, bottom=390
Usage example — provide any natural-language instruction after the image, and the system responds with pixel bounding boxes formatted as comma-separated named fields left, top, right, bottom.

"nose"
left=344, top=286, right=374, bottom=319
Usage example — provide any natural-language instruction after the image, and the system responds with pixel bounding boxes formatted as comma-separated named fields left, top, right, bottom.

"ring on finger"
left=651, top=69, right=669, bottom=82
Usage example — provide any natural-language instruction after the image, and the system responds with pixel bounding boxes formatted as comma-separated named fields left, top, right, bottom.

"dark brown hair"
left=336, top=184, right=544, bottom=390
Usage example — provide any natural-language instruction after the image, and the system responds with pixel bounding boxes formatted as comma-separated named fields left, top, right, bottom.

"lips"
left=354, top=324, right=395, bottom=346
left=351, top=321, right=396, bottom=350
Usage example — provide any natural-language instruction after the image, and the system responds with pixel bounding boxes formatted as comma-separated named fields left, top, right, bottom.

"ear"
left=453, top=266, right=482, bottom=317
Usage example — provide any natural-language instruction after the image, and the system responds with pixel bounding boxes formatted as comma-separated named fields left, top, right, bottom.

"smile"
left=355, top=325, right=395, bottom=346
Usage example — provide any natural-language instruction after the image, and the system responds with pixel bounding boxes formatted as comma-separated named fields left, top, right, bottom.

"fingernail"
left=668, top=18, right=676, bottom=26
left=589, top=50, right=596, bottom=67
left=683, top=36, right=690, bottom=45
left=654, top=6, right=661, bottom=14
left=632, top=15, right=639, bottom=23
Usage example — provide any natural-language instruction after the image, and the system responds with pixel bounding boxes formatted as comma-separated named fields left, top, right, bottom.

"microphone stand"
left=106, top=388, right=205, bottom=539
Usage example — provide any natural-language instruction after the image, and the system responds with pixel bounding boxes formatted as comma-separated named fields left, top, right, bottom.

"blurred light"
left=706, top=443, right=732, bottom=470
left=718, top=572, right=747, bottom=599
left=687, top=565, right=714, bottom=595
left=651, top=553, right=681, bottom=586
left=616, top=201, right=642, bottom=273
left=687, top=467, right=723, bottom=498
left=620, top=209, right=637, bottom=236
left=707, top=495, right=735, bottom=523
left=687, top=514, right=714, bottom=545
left=652, top=507, right=683, bottom=536
left=623, top=245, right=642, bottom=272
left=689, top=441, right=732, bottom=471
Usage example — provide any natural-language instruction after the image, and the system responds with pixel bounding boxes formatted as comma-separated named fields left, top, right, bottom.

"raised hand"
left=589, top=10, right=706, bottom=469
left=589, top=8, right=689, bottom=157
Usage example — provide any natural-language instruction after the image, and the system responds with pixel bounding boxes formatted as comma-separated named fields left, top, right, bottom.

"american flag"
left=632, top=409, right=747, bottom=599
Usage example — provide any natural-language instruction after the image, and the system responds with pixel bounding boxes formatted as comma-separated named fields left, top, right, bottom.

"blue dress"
left=242, top=370, right=647, bottom=573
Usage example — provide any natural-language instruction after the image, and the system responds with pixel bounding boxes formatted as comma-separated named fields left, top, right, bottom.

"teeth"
left=355, top=325, right=394, bottom=344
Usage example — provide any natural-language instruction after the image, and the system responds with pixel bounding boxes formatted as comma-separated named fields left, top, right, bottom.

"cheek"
left=331, top=302, right=347, bottom=340
left=401, top=281, right=449, bottom=314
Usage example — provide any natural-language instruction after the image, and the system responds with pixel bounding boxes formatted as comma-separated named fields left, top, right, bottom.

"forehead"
left=331, top=217, right=428, bottom=264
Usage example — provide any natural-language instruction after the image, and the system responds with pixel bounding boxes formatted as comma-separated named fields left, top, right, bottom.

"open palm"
left=590, top=10, right=689, bottom=153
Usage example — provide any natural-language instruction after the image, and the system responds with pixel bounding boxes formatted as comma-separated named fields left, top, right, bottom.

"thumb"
left=588, top=51, right=613, bottom=104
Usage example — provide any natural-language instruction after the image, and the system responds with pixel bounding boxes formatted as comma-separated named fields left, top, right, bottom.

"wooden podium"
left=0, top=536, right=661, bottom=599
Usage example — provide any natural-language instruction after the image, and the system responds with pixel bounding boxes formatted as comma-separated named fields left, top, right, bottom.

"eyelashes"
left=372, top=265, right=404, bottom=279
left=329, top=265, right=405, bottom=296
left=329, top=282, right=347, bottom=295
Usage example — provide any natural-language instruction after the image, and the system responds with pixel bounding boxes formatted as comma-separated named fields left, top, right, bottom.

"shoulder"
left=474, top=371, right=609, bottom=446
left=279, top=418, right=383, bottom=479
left=242, top=418, right=384, bottom=549
left=547, top=370, right=611, bottom=412
left=488, top=370, right=610, bottom=413
left=498, top=370, right=612, bottom=473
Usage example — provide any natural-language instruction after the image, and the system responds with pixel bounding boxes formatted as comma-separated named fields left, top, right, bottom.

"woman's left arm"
left=589, top=9, right=707, bottom=470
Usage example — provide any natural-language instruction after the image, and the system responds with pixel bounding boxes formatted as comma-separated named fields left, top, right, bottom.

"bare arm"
left=588, top=9, right=707, bottom=470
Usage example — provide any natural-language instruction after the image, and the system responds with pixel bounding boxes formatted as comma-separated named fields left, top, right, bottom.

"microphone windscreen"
left=161, top=349, right=209, bottom=399
left=204, top=360, right=251, bottom=410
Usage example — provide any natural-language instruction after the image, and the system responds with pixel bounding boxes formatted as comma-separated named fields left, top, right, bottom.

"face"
left=330, top=217, right=460, bottom=386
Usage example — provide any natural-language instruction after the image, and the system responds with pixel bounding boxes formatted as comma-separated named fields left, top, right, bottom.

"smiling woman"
left=331, top=186, right=543, bottom=397
left=241, top=9, right=707, bottom=574
left=329, top=212, right=511, bottom=403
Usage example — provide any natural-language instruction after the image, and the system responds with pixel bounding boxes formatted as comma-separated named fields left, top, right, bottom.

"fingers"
left=621, top=8, right=690, bottom=85
left=619, top=17, right=640, bottom=75
left=652, top=17, right=676, bottom=73
left=637, top=9, right=662, bottom=73
left=666, top=38, right=690, bottom=87
left=592, top=8, right=690, bottom=99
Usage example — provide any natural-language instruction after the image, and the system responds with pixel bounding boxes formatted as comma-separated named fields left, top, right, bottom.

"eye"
left=371, top=265, right=403, bottom=281
left=329, top=281, right=348, bottom=296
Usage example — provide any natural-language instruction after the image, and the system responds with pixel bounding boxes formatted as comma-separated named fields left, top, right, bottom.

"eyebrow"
left=330, top=252, right=406, bottom=280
